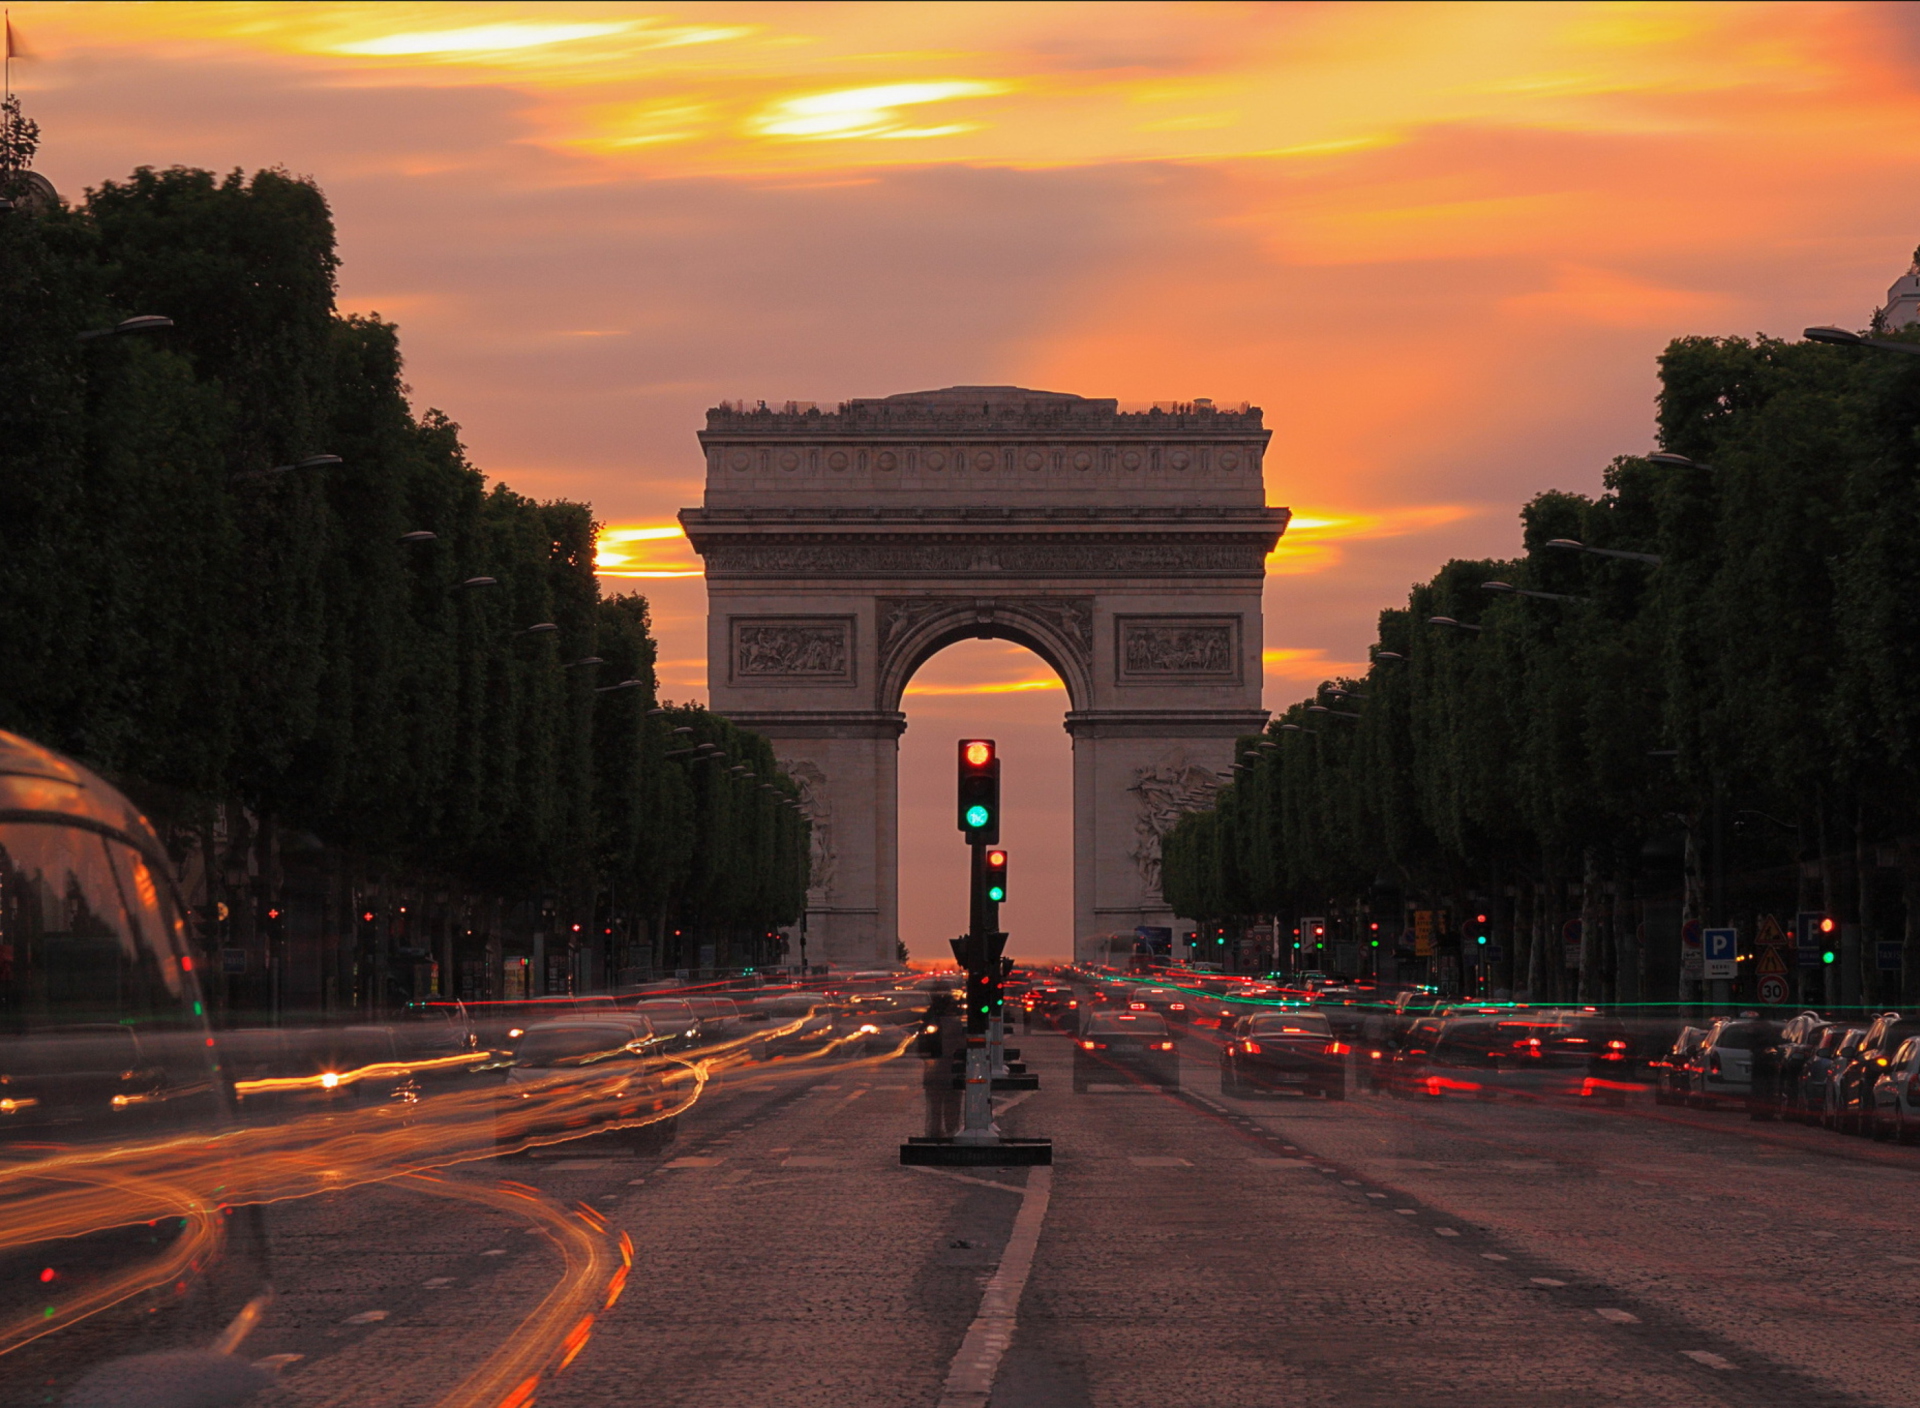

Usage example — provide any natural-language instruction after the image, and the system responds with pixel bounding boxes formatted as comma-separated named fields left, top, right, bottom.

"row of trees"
left=1164, top=308, right=1920, bottom=1008
left=0, top=156, right=809, bottom=1004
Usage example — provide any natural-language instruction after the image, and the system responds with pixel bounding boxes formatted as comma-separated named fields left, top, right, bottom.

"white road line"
left=1530, top=1277, right=1565, bottom=1287
left=904, top=1165, right=1027, bottom=1194
left=1595, top=1308, right=1640, bottom=1324
left=1434, top=1227, right=1459, bottom=1237
left=993, top=1090, right=1038, bottom=1117
left=1682, top=1350, right=1736, bottom=1370
left=1480, top=1253, right=1508, bottom=1261
left=936, top=1165, right=1054, bottom=1408
left=342, top=1310, right=389, bottom=1325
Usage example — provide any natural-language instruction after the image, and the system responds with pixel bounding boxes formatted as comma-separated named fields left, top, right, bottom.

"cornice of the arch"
left=877, top=595, right=1093, bottom=712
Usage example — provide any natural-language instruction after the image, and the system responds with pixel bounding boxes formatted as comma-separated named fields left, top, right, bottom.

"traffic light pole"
left=900, top=742, right=1050, bottom=1167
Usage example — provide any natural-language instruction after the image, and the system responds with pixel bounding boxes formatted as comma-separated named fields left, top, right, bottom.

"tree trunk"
left=1578, top=847, right=1602, bottom=1003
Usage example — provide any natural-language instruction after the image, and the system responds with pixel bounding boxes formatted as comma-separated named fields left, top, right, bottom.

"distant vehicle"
left=1804, top=1026, right=1866, bottom=1127
left=496, top=1018, right=677, bottom=1154
left=1128, top=986, right=1194, bottom=1029
left=1073, top=1011, right=1179, bottom=1093
left=1220, top=1010, right=1346, bottom=1099
left=1022, top=986, right=1077, bottom=1026
left=628, top=998, right=705, bottom=1049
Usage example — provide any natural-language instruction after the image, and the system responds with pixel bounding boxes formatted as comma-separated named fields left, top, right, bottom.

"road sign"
left=1756, top=914, right=1788, bottom=947
left=1878, top=942, right=1904, bottom=973
left=1702, top=927, right=1738, bottom=981
left=1757, top=973, right=1789, bottom=1004
left=1757, top=945, right=1788, bottom=976
left=1798, top=945, right=1820, bottom=967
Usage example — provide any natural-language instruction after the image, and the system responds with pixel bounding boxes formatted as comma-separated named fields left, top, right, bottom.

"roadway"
left=60, top=1007, right=1920, bottom=1408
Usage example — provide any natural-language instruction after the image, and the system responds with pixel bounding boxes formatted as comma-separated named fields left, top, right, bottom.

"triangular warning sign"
left=1757, top=913, right=1788, bottom=947
left=1758, top=945, right=1789, bottom=975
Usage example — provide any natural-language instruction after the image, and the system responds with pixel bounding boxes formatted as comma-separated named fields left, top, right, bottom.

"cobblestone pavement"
left=34, top=1021, right=1920, bottom=1408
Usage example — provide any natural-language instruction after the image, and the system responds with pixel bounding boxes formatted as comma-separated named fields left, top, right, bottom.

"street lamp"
left=1427, top=615, right=1482, bottom=633
left=596, top=677, right=642, bottom=692
left=1542, top=538, right=1662, bottom=566
left=231, top=453, right=342, bottom=485
left=399, top=531, right=437, bottom=543
left=564, top=656, right=605, bottom=669
left=76, top=315, right=173, bottom=342
left=458, top=576, right=498, bottom=590
left=1277, top=723, right=1305, bottom=733
left=1373, top=649, right=1405, bottom=662
left=1805, top=324, right=1920, bottom=356
left=1307, top=704, right=1360, bottom=721
left=1481, top=580, right=1590, bottom=605
left=1647, top=452, right=1712, bottom=471
left=518, top=622, right=559, bottom=636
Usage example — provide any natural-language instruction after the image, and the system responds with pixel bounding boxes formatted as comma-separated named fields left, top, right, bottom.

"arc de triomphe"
left=679, top=387, right=1288, bottom=967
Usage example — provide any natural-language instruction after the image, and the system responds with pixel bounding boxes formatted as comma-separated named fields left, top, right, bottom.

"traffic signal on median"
left=957, top=739, right=1001, bottom=843
left=984, top=847, right=1008, bottom=903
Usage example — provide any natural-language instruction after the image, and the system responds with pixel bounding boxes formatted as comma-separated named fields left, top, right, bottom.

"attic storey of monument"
left=680, top=387, right=1288, bottom=968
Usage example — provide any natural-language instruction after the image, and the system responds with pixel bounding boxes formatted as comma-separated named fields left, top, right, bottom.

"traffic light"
left=1301, top=917, right=1326, bottom=949
left=957, top=739, right=1000, bottom=844
left=983, top=847, right=1008, bottom=904
left=1473, top=912, right=1490, bottom=947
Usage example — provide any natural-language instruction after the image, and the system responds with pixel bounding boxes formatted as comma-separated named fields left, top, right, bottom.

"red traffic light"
left=986, top=848, right=1008, bottom=869
left=962, top=740, right=994, bottom=769
left=1819, top=916, right=1836, bottom=934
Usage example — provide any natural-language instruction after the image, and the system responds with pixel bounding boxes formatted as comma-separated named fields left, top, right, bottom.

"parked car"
left=1688, top=1019, right=1779, bottom=1109
left=1219, top=1010, right=1347, bottom=1099
left=1830, top=1013, right=1920, bottom=1134
left=1804, top=1025, right=1867, bottom=1127
left=1652, top=1026, right=1707, bottom=1105
left=1768, top=1013, right=1836, bottom=1120
left=1869, top=1035, right=1920, bottom=1143
left=1073, top=1011, right=1179, bottom=1093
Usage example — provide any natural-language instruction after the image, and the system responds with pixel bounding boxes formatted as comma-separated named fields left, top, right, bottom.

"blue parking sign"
left=1702, top=927, right=1738, bottom=980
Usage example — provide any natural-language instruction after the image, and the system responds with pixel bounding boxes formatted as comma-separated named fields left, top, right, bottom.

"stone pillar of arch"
left=679, top=387, right=1288, bottom=969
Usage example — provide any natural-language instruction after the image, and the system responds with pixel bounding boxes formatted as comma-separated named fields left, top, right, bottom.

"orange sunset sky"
left=15, top=1, right=1920, bottom=959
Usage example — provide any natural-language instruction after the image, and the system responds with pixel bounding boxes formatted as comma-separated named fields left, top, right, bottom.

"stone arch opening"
left=895, top=637, right=1075, bottom=960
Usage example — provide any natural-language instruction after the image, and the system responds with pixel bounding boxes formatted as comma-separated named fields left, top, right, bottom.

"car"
left=1803, top=1025, right=1866, bottom=1126
left=1767, top=1012, right=1835, bottom=1120
left=1652, top=1026, right=1707, bottom=1105
left=1869, top=1036, right=1920, bottom=1142
left=1073, top=1011, right=1179, bottom=1093
left=1688, top=1019, right=1779, bottom=1109
left=1021, top=985, right=1078, bottom=1027
left=1128, top=985, right=1195, bottom=1029
left=628, top=997, right=705, bottom=1049
left=495, top=1018, right=677, bottom=1154
left=1219, top=1010, right=1347, bottom=1099
left=1831, top=1013, right=1920, bottom=1134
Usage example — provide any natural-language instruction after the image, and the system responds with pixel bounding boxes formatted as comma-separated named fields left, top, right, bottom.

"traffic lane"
left=223, top=1054, right=848, bottom=1404
left=1223, top=1054, right=1920, bottom=1406
left=998, top=1030, right=1756, bottom=1408
left=544, top=1059, right=1026, bottom=1408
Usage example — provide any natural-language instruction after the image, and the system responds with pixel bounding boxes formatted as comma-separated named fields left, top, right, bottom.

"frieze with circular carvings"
left=1024, top=451, right=1045, bottom=470
left=926, top=450, right=946, bottom=471
left=1072, top=450, right=1093, bottom=470
left=973, top=450, right=995, bottom=471
left=730, top=449, right=752, bottom=471
left=779, top=450, right=799, bottom=471
left=876, top=451, right=898, bottom=471
left=1219, top=450, right=1239, bottom=470
left=827, top=450, right=849, bottom=471
left=1122, top=450, right=1142, bottom=470
left=1168, top=449, right=1191, bottom=470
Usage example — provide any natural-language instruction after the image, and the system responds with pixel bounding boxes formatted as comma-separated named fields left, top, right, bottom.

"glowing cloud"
left=751, top=82, right=1009, bottom=142
left=334, top=22, right=637, bottom=57
left=1268, top=506, right=1477, bottom=575
left=596, top=526, right=701, bottom=579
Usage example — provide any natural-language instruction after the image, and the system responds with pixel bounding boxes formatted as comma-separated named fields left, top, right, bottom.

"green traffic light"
left=966, top=804, right=990, bottom=828
left=987, top=884, right=1005, bottom=902
left=1476, top=935, right=1487, bottom=945
left=1823, top=950, right=1836, bottom=964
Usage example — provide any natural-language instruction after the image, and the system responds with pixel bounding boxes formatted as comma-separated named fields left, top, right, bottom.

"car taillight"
left=1169, top=1003, right=1185, bottom=1010
left=1242, top=1041, right=1263, bottom=1055
left=1152, top=1041, right=1175, bottom=1051
left=1080, top=1039, right=1106, bottom=1051
left=1129, top=1002, right=1148, bottom=1010
left=1710, top=1054, right=1722, bottom=1074
left=1369, top=1049, right=1382, bottom=1060
left=1607, top=1039, right=1628, bottom=1050
left=1068, top=1000, right=1078, bottom=1007
left=1326, top=1042, right=1350, bottom=1056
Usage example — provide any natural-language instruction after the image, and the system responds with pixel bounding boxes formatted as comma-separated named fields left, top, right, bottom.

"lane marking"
left=480, top=1249, right=507, bottom=1257
left=422, top=1277, right=456, bottom=1289
left=1530, top=1277, right=1565, bottom=1287
left=663, top=1156, right=726, bottom=1168
left=1682, top=1351, right=1736, bottom=1371
left=1595, top=1308, right=1639, bottom=1324
left=1434, top=1227, right=1460, bottom=1237
left=1394, top=1208, right=1418, bottom=1216
left=993, top=1090, right=1038, bottom=1116
left=1366, top=1192, right=1387, bottom=1199
left=937, top=1166, right=1053, bottom=1408
left=342, top=1310, right=389, bottom=1325
left=1480, top=1253, right=1508, bottom=1261
left=904, top=1165, right=1027, bottom=1194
